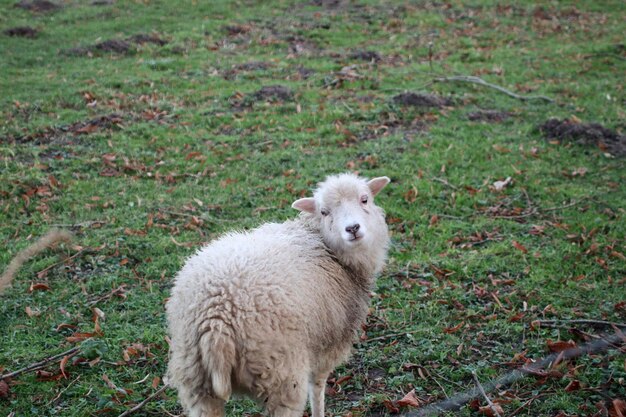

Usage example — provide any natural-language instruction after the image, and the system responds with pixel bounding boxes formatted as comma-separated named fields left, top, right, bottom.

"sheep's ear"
left=367, top=176, right=390, bottom=196
left=292, top=197, right=316, bottom=213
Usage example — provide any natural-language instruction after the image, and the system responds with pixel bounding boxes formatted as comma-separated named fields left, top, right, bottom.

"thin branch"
left=0, top=347, right=80, bottom=380
left=403, top=331, right=626, bottom=417
left=431, top=177, right=458, bottom=190
left=471, top=371, right=502, bottom=417
left=116, top=384, right=170, bottom=417
left=434, top=75, right=554, bottom=103
left=361, top=330, right=424, bottom=344
left=537, top=319, right=626, bottom=328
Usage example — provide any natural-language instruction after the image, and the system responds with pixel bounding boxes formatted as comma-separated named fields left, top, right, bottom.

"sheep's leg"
left=308, top=374, right=327, bottom=417
left=178, top=387, right=225, bottom=417
left=266, top=373, right=308, bottom=417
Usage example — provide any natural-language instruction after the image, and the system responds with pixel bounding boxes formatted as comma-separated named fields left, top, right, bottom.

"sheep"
left=166, top=173, right=391, bottom=417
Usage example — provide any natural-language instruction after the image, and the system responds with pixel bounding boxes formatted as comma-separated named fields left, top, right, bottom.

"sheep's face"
left=292, top=174, right=389, bottom=253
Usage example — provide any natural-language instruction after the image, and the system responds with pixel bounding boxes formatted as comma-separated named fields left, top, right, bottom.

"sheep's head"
left=292, top=174, right=390, bottom=271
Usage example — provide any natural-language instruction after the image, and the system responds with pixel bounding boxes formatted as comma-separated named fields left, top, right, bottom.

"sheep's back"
left=168, top=220, right=368, bottom=366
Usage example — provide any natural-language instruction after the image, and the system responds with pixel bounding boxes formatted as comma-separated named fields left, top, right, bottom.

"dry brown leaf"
left=397, top=389, right=421, bottom=408
left=612, top=399, right=626, bottom=417
left=382, top=399, right=400, bottom=414
left=28, top=283, right=51, bottom=292
left=66, top=332, right=99, bottom=343
left=546, top=339, right=577, bottom=353
left=478, top=403, right=504, bottom=417
left=443, top=321, right=464, bottom=334
left=60, top=355, right=71, bottom=379
left=36, top=370, right=64, bottom=381
left=512, top=240, right=528, bottom=253
left=25, top=306, right=41, bottom=317
left=0, top=380, right=9, bottom=399
left=564, top=379, right=581, bottom=392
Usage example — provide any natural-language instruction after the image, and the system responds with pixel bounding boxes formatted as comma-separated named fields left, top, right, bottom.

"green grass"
left=1, top=0, right=625, bottom=416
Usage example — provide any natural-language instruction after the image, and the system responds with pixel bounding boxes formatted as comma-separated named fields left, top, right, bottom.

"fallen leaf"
left=151, top=376, right=160, bottom=389
left=397, top=389, right=421, bottom=408
left=443, top=321, right=464, bottom=334
left=0, top=380, right=9, bottom=398
left=335, top=375, right=352, bottom=386
left=60, top=355, right=71, bottom=379
left=74, top=124, right=98, bottom=134
left=66, top=332, right=99, bottom=343
left=429, top=215, right=439, bottom=227
left=564, top=379, right=581, bottom=392
left=382, top=399, right=400, bottom=414
left=36, top=370, right=64, bottom=381
left=25, top=306, right=41, bottom=317
left=404, top=187, right=418, bottom=203
left=612, top=399, right=626, bottom=417
left=28, top=283, right=51, bottom=292
left=512, top=240, right=528, bottom=253
left=546, top=339, right=577, bottom=353
left=478, top=404, right=504, bottom=417
left=508, top=311, right=525, bottom=322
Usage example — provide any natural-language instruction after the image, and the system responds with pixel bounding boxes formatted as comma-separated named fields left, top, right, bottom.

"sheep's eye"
left=361, top=195, right=368, bottom=204
left=320, top=208, right=329, bottom=216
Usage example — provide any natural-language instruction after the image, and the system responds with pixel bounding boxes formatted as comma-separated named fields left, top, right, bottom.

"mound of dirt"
left=7, top=114, right=125, bottom=145
left=223, top=24, right=252, bottom=36
left=4, top=26, right=39, bottom=38
left=467, top=110, right=511, bottom=122
left=539, top=118, right=626, bottom=157
left=235, top=61, right=271, bottom=71
left=254, top=85, right=294, bottom=101
left=128, top=33, right=168, bottom=46
left=393, top=93, right=452, bottom=108
left=14, top=0, right=59, bottom=12
left=64, top=33, right=167, bottom=56
left=95, top=39, right=131, bottom=53
left=349, top=50, right=382, bottom=62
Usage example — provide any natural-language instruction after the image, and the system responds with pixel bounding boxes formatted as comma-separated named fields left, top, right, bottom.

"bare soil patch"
left=349, top=50, right=382, bottom=62
left=467, top=110, right=511, bottom=123
left=64, top=33, right=167, bottom=56
left=253, top=85, right=294, bottom=102
left=539, top=118, right=626, bottom=157
left=223, top=24, right=252, bottom=36
left=234, top=61, right=271, bottom=71
left=5, top=114, right=125, bottom=145
left=14, top=0, right=59, bottom=12
left=4, top=26, right=39, bottom=38
left=128, top=33, right=168, bottom=46
left=393, top=92, right=452, bottom=108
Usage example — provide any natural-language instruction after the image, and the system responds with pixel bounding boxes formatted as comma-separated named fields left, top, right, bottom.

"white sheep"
left=166, top=173, right=390, bottom=417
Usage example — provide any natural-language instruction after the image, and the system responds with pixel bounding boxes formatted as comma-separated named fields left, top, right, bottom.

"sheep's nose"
left=345, top=223, right=360, bottom=234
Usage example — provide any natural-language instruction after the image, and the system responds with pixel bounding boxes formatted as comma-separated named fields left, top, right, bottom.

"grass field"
left=1, top=0, right=625, bottom=416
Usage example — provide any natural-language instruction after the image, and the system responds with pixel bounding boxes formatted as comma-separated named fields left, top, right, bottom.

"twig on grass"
left=537, top=319, right=626, bottom=329
left=46, top=375, right=81, bottom=406
left=0, top=346, right=80, bottom=380
left=116, top=384, right=169, bottom=417
left=433, top=75, right=554, bottom=103
left=431, top=177, right=458, bottom=190
left=471, top=371, right=502, bottom=417
left=362, top=330, right=424, bottom=344
left=490, top=198, right=587, bottom=220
